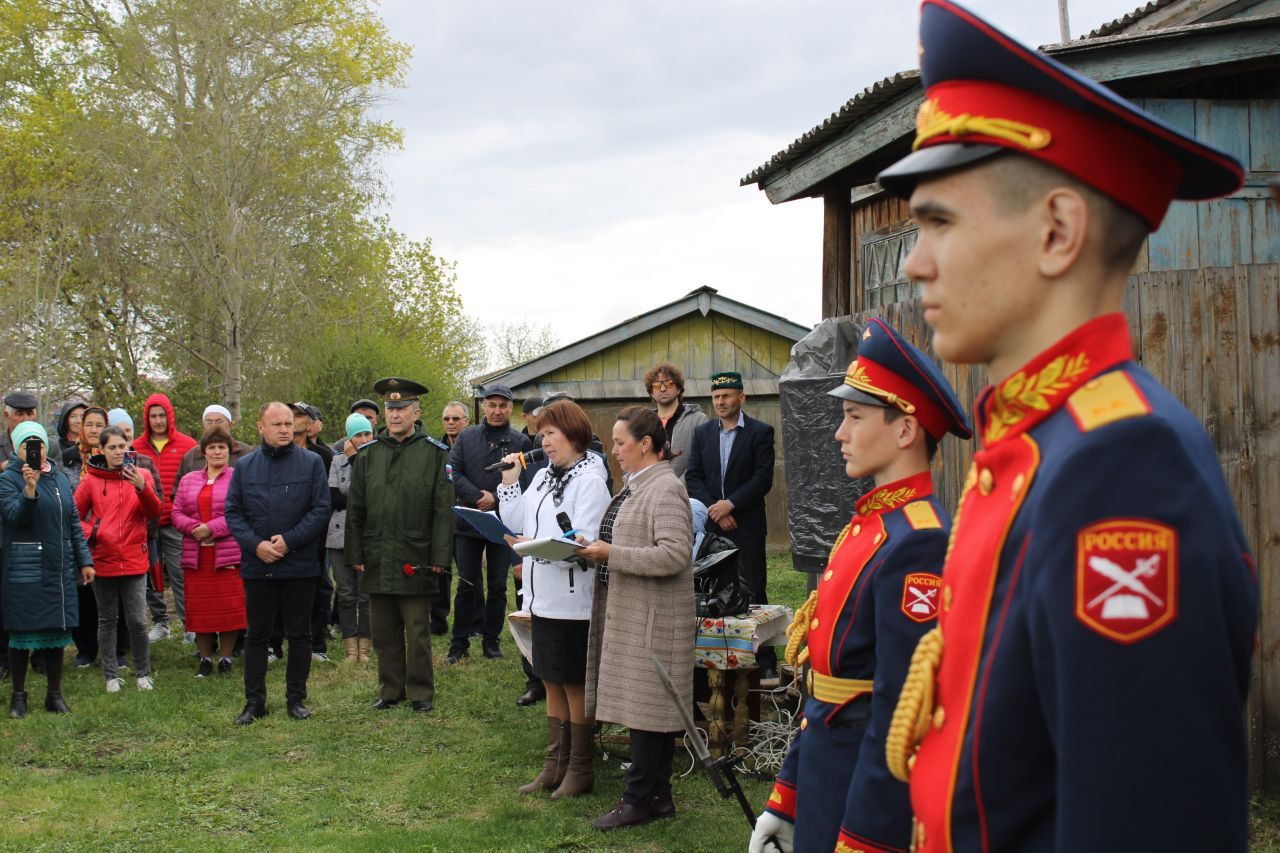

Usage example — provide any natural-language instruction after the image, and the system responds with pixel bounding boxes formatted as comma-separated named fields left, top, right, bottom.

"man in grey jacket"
left=645, top=363, right=706, bottom=481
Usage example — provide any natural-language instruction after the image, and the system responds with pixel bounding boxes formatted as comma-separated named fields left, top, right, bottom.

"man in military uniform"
left=749, top=319, right=971, bottom=853
left=345, top=378, right=454, bottom=713
left=878, top=2, right=1259, bottom=850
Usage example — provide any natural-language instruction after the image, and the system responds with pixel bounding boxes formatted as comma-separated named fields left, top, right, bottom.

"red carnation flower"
left=403, top=563, right=416, bottom=577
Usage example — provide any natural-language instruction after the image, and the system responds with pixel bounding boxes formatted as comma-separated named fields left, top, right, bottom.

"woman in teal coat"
left=0, top=421, right=95, bottom=718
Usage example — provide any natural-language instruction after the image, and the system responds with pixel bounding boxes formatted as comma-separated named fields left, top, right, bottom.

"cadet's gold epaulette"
left=902, top=500, right=942, bottom=531
left=1066, top=371, right=1151, bottom=433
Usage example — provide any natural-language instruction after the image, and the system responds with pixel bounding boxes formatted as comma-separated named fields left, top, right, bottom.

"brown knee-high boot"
left=518, top=717, right=568, bottom=794
left=550, top=722, right=595, bottom=799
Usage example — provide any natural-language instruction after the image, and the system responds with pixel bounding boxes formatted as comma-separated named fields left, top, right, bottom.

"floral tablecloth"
left=695, top=603, right=793, bottom=670
left=508, top=603, right=793, bottom=671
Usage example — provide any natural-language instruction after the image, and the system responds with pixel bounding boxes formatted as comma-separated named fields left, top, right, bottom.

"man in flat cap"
left=877, top=2, right=1258, bottom=851
left=345, top=378, right=454, bottom=712
left=446, top=383, right=529, bottom=665
left=685, top=371, right=777, bottom=677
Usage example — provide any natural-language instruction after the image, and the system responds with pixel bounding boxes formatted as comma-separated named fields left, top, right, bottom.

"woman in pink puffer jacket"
left=170, top=428, right=246, bottom=678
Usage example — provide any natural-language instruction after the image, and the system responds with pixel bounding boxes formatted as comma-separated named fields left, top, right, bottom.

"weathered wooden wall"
left=848, top=263, right=1280, bottom=788
left=534, top=310, right=794, bottom=395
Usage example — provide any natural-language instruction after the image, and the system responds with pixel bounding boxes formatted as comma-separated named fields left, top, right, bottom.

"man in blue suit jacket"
left=685, top=371, right=777, bottom=675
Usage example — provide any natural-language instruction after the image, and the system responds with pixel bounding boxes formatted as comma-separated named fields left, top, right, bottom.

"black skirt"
left=530, top=615, right=589, bottom=684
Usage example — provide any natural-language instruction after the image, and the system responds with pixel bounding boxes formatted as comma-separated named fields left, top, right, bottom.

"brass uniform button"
left=823, top=570, right=833, bottom=582
left=810, top=617, right=820, bottom=631
left=800, top=717, right=808, bottom=730
left=852, top=524, right=862, bottom=537
left=873, top=532, right=883, bottom=546
left=978, top=468, right=995, bottom=495
left=933, top=705, right=946, bottom=730
left=1012, top=472, right=1026, bottom=498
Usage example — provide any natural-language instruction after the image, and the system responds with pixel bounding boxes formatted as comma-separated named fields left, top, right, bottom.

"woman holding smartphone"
left=74, top=425, right=161, bottom=693
left=0, top=421, right=95, bottom=717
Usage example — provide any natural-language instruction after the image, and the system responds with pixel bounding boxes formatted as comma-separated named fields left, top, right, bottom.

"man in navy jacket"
left=685, top=371, right=777, bottom=674
left=226, top=401, right=331, bottom=725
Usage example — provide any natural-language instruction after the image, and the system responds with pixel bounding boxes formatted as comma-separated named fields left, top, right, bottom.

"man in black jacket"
left=686, top=371, right=777, bottom=676
left=225, top=402, right=331, bottom=724
left=446, top=385, right=530, bottom=664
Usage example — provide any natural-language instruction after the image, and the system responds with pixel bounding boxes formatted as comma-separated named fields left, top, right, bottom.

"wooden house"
left=472, top=286, right=811, bottom=548
left=742, top=0, right=1280, bottom=787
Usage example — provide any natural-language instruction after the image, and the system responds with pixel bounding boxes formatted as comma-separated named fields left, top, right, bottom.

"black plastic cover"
left=779, top=317, right=874, bottom=573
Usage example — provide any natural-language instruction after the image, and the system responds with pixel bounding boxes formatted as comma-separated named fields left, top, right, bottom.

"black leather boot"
left=9, top=691, right=26, bottom=719
left=44, top=691, right=70, bottom=714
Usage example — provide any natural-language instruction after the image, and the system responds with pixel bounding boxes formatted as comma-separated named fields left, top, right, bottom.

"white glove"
left=749, top=811, right=794, bottom=853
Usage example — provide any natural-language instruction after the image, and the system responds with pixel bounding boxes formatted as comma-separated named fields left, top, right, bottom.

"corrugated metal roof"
left=739, top=70, right=920, bottom=187
left=1086, top=0, right=1182, bottom=38
left=741, top=0, right=1204, bottom=189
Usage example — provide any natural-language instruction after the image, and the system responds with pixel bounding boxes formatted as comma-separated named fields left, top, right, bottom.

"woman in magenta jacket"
left=74, top=425, right=161, bottom=693
left=171, top=428, right=246, bottom=678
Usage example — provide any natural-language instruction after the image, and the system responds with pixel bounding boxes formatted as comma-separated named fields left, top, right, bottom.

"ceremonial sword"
left=650, top=654, right=769, bottom=836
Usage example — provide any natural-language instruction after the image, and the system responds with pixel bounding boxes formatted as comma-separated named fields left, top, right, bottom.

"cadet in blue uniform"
left=750, top=318, right=971, bottom=853
left=876, top=2, right=1259, bottom=851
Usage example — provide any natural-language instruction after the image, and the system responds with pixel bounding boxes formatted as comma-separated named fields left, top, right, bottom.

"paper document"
left=513, top=536, right=584, bottom=562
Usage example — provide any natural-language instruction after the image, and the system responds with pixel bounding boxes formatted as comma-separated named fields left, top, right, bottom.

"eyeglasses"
left=650, top=379, right=676, bottom=390
left=442, top=416, right=465, bottom=422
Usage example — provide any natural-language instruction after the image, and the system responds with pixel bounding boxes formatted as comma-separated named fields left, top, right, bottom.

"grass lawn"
left=6, top=556, right=1273, bottom=850
left=0, top=554, right=809, bottom=852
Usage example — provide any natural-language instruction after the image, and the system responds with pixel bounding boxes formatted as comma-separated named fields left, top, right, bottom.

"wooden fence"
left=855, top=263, right=1280, bottom=788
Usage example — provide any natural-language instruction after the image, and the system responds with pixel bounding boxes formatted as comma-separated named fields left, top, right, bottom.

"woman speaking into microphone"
left=497, top=398, right=610, bottom=799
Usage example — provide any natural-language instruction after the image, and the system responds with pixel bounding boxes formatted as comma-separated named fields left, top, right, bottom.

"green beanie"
left=10, top=421, right=48, bottom=451
left=345, top=413, right=373, bottom=440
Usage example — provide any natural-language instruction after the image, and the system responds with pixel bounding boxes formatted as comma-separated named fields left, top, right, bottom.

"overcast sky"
left=374, top=0, right=1148, bottom=348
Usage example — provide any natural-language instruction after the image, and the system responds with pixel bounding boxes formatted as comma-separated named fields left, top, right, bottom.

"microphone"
left=484, top=448, right=545, bottom=472
left=557, top=511, right=589, bottom=570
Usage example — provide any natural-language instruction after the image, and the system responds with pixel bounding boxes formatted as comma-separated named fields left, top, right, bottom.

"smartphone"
left=23, top=437, right=40, bottom=471
left=123, top=450, right=138, bottom=468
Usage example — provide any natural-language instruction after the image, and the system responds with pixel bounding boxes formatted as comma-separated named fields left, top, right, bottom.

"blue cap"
left=828, top=318, right=972, bottom=441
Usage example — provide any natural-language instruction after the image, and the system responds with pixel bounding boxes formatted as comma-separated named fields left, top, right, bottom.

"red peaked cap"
left=877, top=0, right=1244, bottom=231
left=828, top=317, right=972, bottom=441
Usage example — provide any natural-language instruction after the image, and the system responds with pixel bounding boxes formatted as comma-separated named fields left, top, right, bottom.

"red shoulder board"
left=902, top=572, right=943, bottom=623
left=1075, top=519, right=1178, bottom=643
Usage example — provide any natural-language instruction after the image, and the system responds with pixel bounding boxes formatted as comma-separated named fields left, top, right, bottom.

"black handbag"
left=693, top=534, right=751, bottom=618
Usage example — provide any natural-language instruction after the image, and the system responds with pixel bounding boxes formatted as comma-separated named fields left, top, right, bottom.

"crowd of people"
left=0, top=359, right=781, bottom=832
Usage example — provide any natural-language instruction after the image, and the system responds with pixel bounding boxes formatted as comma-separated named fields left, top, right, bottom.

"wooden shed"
left=742, top=1, right=1280, bottom=787
left=472, top=286, right=811, bottom=549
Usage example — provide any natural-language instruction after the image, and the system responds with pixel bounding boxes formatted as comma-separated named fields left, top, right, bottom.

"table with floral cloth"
left=509, top=603, right=793, bottom=756
left=696, top=603, right=793, bottom=756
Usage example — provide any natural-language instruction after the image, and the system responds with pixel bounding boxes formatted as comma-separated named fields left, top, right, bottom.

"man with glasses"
left=645, top=362, right=707, bottom=481
left=432, top=402, right=470, bottom=636
left=446, top=385, right=530, bottom=664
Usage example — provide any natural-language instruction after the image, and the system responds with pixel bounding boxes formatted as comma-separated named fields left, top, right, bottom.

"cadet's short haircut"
left=982, top=153, right=1148, bottom=275
left=883, top=407, right=939, bottom=462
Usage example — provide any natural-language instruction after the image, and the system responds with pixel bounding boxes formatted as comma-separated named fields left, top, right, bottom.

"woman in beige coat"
left=579, top=407, right=695, bottom=832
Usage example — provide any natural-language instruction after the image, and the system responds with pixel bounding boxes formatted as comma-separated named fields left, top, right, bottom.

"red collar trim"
left=976, top=313, right=1133, bottom=447
left=856, top=470, right=935, bottom=517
